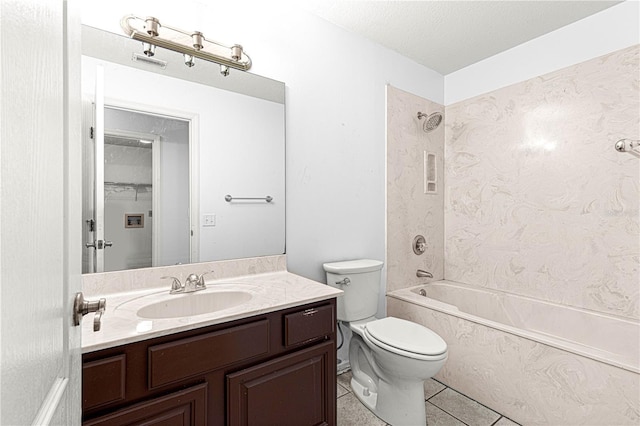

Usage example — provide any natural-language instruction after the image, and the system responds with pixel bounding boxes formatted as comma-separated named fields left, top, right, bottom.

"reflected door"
left=90, top=65, right=109, bottom=272
left=82, top=60, right=193, bottom=273
left=84, top=97, right=192, bottom=272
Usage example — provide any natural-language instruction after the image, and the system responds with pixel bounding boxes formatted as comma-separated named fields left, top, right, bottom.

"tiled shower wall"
left=386, top=85, right=445, bottom=293
left=444, top=45, right=640, bottom=320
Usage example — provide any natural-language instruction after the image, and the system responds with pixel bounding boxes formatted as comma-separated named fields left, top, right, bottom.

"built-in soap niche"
left=424, top=151, right=437, bottom=194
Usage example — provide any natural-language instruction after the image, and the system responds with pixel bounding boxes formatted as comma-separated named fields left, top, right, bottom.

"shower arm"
left=120, top=15, right=252, bottom=72
left=614, top=138, right=640, bottom=157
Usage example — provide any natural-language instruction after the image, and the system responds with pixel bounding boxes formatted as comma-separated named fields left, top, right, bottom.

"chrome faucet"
left=184, top=273, right=207, bottom=292
left=416, top=269, right=433, bottom=278
left=163, top=272, right=209, bottom=294
left=162, top=276, right=182, bottom=293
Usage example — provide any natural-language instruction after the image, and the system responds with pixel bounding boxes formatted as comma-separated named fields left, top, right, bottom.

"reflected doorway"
left=83, top=106, right=192, bottom=273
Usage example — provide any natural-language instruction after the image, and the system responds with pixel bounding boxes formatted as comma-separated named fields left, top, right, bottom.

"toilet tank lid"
left=323, top=259, right=384, bottom=274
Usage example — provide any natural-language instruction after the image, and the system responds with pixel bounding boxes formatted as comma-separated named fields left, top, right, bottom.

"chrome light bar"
left=120, top=15, right=252, bottom=74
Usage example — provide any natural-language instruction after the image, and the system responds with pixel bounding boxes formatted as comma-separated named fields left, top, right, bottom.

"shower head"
left=417, top=111, right=443, bottom=133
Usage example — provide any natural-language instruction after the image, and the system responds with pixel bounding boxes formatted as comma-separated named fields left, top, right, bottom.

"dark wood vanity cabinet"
left=82, top=299, right=336, bottom=426
left=227, top=341, right=333, bottom=426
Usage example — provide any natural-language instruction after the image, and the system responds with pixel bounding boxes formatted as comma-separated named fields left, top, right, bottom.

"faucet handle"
left=162, top=276, right=183, bottom=293
left=196, top=272, right=211, bottom=289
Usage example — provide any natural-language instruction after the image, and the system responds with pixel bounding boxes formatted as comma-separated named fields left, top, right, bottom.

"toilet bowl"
left=348, top=317, right=447, bottom=426
left=323, top=259, right=448, bottom=426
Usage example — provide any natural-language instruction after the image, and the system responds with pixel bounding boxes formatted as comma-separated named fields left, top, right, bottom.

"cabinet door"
left=83, top=383, right=207, bottom=426
left=227, top=341, right=335, bottom=426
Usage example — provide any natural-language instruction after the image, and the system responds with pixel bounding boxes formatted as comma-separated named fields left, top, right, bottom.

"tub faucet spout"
left=416, top=269, right=433, bottom=278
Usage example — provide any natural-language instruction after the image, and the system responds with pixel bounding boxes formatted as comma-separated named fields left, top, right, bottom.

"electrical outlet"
left=203, top=214, right=216, bottom=227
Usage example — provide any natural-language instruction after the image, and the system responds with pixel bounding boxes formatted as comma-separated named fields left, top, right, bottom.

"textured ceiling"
left=303, top=1, right=621, bottom=74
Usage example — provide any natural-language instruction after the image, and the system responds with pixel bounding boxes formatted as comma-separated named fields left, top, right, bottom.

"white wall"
left=160, top=138, right=190, bottom=265
left=249, top=8, right=444, bottom=283
left=445, top=1, right=640, bottom=105
left=81, top=1, right=444, bottom=289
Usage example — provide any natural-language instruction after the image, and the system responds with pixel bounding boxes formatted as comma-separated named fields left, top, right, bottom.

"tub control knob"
left=413, top=235, right=427, bottom=255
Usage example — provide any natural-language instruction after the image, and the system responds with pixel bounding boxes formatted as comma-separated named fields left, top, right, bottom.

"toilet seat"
left=363, top=317, right=447, bottom=361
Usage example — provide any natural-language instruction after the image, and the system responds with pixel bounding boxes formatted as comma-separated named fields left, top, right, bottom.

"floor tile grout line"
left=338, top=373, right=516, bottom=426
left=426, top=400, right=471, bottom=426
left=337, top=383, right=350, bottom=393
left=425, top=385, right=448, bottom=401
left=432, top=381, right=504, bottom=421
left=429, top=394, right=502, bottom=426
left=336, top=392, right=351, bottom=401
left=425, top=383, right=471, bottom=423
left=427, top=383, right=506, bottom=426
left=490, top=416, right=504, bottom=426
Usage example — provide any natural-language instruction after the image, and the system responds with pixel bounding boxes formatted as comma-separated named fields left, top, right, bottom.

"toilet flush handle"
left=335, top=277, right=351, bottom=286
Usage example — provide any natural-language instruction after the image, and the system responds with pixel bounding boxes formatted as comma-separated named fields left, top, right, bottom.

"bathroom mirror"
left=81, top=25, right=285, bottom=274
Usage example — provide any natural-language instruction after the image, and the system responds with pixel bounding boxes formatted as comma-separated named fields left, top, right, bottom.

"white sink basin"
left=136, top=290, right=253, bottom=319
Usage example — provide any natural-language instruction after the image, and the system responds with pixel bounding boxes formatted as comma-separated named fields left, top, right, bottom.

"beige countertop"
left=82, top=271, right=342, bottom=353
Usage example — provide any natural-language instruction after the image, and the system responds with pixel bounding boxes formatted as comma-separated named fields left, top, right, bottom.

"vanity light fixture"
left=184, top=54, right=196, bottom=68
left=142, top=42, right=156, bottom=57
left=120, top=15, right=252, bottom=76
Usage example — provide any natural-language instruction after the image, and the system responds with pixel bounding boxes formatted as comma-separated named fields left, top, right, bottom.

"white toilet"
left=324, top=259, right=447, bottom=426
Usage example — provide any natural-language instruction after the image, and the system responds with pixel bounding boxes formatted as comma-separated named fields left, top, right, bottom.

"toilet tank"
left=323, top=259, right=384, bottom=322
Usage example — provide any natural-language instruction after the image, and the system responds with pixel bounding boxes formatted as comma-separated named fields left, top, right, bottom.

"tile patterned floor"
left=337, top=371, right=520, bottom=426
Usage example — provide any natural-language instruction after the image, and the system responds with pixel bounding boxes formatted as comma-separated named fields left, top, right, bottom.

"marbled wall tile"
left=444, top=45, right=640, bottom=320
left=386, top=85, right=445, bottom=292
left=388, top=297, right=640, bottom=425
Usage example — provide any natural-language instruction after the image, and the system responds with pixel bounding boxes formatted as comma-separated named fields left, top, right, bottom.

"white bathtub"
left=387, top=280, right=640, bottom=425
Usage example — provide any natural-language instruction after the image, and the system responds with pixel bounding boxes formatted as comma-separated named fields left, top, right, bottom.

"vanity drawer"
left=83, top=382, right=207, bottom=426
left=82, top=354, right=126, bottom=410
left=148, top=319, right=269, bottom=389
left=284, top=304, right=335, bottom=347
